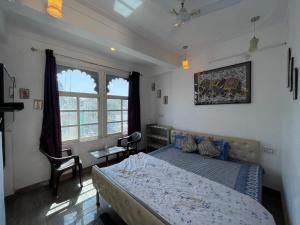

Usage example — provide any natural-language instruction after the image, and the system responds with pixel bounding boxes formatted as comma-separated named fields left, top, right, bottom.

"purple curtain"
left=128, top=71, right=141, bottom=135
left=39, top=49, right=62, bottom=158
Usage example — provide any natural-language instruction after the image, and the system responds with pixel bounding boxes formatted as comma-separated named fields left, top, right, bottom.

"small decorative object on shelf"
left=146, top=124, right=171, bottom=152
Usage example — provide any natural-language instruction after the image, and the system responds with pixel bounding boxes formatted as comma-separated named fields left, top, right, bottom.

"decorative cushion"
left=193, top=136, right=205, bottom=145
left=182, top=135, right=197, bottom=153
left=212, top=140, right=229, bottom=161
left=174, top=134, right=187, bottom=149
left=197, top=140, right=220, bottom=158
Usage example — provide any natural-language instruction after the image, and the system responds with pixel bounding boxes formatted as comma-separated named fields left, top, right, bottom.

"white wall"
left=150, top=22, right=287, bottom=191
left=281, top=0, right=300, bottom=224
left=0, top=25, right=153, bottom=194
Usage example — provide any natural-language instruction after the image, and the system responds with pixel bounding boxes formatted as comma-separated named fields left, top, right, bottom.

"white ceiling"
left=76, top=0, right=287, bottom=52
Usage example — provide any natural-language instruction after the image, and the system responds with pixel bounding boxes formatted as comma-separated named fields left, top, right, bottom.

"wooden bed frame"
left=92, top=129, right=261, bottom=225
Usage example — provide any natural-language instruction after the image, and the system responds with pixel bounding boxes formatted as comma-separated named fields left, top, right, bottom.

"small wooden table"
left=89, top=146, right=126, bottom=167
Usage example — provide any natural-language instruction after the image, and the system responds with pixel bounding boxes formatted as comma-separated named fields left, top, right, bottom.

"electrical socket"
left=262, top=146, right=274, bottom=154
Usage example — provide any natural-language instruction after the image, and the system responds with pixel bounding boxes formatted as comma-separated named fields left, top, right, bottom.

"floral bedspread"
left=100, top=153, right=275, bottom=225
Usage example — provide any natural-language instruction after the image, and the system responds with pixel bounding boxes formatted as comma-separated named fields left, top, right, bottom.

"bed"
left=92, top=129, right=274, bottom=225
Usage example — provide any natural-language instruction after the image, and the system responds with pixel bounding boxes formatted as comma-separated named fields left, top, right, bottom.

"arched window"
left=57, top=65, right=99, bottom=141
left=57, top=65, right=99, bottom=94
left=106, top=75, right=129, bottom=135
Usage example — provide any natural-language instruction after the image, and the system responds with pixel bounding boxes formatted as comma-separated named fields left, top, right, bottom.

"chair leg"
left=53, top=172, right=61, bottom=196
left=96, top=191, right=100, bottom=207
left=49, top=167, right=54, bottom=188
left=78, top=164, right=83, bottom=187
left=72, top=167, right=77, bottom=178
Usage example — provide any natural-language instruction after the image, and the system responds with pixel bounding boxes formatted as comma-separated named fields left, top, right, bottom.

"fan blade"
left=199, top=0, right=242, bottom=16
left=190, top=9, right=201, bottom=18
left=170, top=9, right=178, bottom=15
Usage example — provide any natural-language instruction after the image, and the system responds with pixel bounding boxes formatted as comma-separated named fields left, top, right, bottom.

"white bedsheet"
left=99, top=153, right=275, bottom=225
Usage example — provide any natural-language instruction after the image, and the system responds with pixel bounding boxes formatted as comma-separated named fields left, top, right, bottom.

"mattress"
left=92, top=153, right=274, bottom=225
left=150, top=144, right=263, bottom=202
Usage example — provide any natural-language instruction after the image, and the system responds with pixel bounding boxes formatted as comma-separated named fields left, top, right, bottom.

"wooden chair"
left=41, top=147, right=83, bottom=196
left=117, top=132, right=142, bottom=156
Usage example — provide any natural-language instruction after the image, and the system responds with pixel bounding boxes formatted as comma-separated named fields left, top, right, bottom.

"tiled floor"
left=5, top=174, right=126, bottom=225
left=5, top=173, right=285, bottom=225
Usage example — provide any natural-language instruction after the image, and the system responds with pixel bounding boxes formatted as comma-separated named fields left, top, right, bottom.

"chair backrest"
left=130, top=132, right=142, bottom=142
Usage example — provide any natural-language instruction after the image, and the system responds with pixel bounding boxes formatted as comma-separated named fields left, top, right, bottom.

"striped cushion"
left=182, top=135, right=197, bottom=153
left=198, top=140, right=220, bottom=157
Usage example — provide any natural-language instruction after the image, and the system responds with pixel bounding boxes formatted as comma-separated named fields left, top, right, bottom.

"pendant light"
left=249, top=16, right=260, bottom=53
left=182, top=46, right=190, bottom=70
left=47, top=0, right=63, bottom=18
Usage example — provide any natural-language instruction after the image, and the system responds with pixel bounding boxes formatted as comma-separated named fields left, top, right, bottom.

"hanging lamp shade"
left=182, top=58, right=190, bottom=70
left=249, top=36, right=259, bottom=53
left=248, top=16, right=260, bottom=53
left=181, top=46, right=190, bottom=70
left=47, top=0, right=63, bottom=18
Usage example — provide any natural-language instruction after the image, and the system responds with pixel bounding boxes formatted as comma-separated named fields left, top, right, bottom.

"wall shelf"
left=146, top=124, right=171, bottom=152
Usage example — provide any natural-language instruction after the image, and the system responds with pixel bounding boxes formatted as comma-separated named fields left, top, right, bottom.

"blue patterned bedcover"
left=150, top=144, right=263, bottom=202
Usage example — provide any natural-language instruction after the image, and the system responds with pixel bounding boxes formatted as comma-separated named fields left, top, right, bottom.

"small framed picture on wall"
left=163, top=96, right=168, bottom=104
left=19, top=88, right=30, bottom=99
left=157, top=89, right=161, bottom=98
left=294, top=68, right=298, bottom=100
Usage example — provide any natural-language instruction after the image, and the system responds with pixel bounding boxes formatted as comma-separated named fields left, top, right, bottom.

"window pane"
left=57, top=65, right=99, bottom=94
left=80, top=98, right=98, bottom=110
left=122, top=121, right=128, bottom=135
left=107, top=122, right=122, bottom=134
left=59, top=96, right=77, bottom=110
left=61, top=112, right=77, bottom=126
left=80, top=111, right=98, bottom=124
left=122, top=111, right=128, bottom=121
left=107, top=75, right=128, bottom=96
left=107, top=99, right=121, bottom=110
left=122, top=100, right=128, bottom=110
left=107, top=111, right=121, bottom=122
left=62, top=126, right=78, bottom=141
left=80, top=124, right=98, bottom=139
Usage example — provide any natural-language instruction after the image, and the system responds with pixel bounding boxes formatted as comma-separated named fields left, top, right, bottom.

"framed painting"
left=194, top=61, right=251, bottom=105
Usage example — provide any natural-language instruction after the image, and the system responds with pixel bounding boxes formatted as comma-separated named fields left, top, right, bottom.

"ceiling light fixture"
left=182, top=46, right=190, bottom=70
left=249, top=16, right=260, bottom=53
left=110, top=47, right=117, bottom=51
left=47, top=0, right=63, bottom=18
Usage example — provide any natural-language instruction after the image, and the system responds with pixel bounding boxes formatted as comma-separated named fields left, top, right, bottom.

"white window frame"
left=57, top=64, right=102, bottom=143
left=59, top=91, right=100, bottom=142
left=106, top=96, right=128, bottom=136
left=57, top=62, right=129, bottom=143
left=104, top=73, right=129, bottom=136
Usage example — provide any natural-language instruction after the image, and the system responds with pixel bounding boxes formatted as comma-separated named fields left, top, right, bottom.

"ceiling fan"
left=169, top=0, right=243, bottom=28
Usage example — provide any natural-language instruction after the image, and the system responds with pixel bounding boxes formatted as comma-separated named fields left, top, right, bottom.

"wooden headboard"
left=171, top=129, right=261, bottom=163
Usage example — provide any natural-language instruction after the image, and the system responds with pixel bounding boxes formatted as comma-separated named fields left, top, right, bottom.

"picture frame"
left=294, top=68, right=298, bottom=100
left=19, top=88, right=30, bottom=99
left=151, top=82, right=155, bottom=91
left=163, top=96, right=168, bottom=104
left=290, top=57, right=294, bottom=92
left=287, top=48, right=291, bottom=88
left=157, top=89, right=161, bottom=98
left=194, top=61, right=251, bottom=105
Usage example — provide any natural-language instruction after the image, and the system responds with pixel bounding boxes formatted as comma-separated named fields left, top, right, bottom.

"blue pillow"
left=174, top=134, right=187, bottom=149
left=193, top=136, right=205, bottom=144
left=212, top=140, right=229, bottom=161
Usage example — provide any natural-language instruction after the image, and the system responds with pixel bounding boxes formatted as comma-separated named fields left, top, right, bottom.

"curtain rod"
left=30, top=47, right=131, bottom=74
